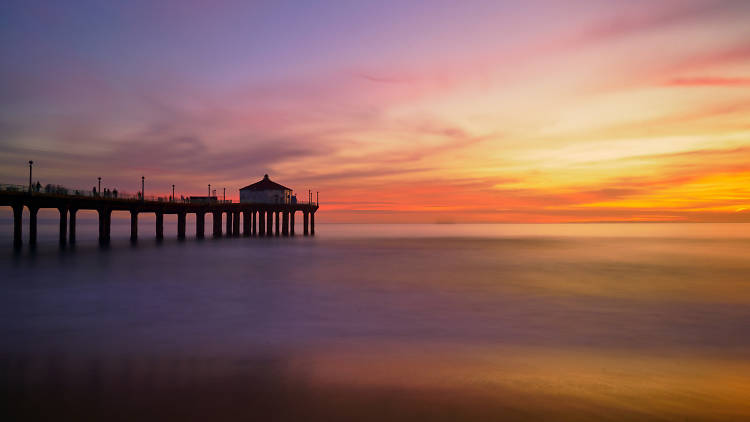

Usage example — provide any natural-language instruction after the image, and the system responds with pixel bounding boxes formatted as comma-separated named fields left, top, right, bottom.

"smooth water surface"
left=1, top=221, right=749, bottom=420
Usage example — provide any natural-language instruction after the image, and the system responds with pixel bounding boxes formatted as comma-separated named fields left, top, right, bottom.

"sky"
left=1, top=0, right=750, bottom=222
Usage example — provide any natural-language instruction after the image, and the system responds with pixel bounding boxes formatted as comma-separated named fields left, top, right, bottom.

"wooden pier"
left=1, top=190, right=318, bottom=248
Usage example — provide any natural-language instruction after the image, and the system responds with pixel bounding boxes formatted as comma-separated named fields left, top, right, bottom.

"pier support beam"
left=130, top=211, right=138, bottom=242
left=303, top=211, right=309, bottom=236
left=243, top=211, right=250, bottom=237
left=59, top=207, right=67, bottom=246
left=177, top=212, right=186, bottom=239
left=251, top=211, right=256, bottom=236
left=266, top=211, right=273, bottom=236
left=29, top=206, right=38, bottom=247
left=225, top=211, right=232, bottom=236
left=213, top=211, right=222, bottom=237
left=12, top=204, right=22, bottom=249
left=196, top=212, right=205, bottom=238
left=275, top=212, right=280, bottom=237
left=98, top=208, right=111, bottom=245
left=232, top=212, right=240, bottom=237
left=156, top=211, right=164, bottom=240
left=311, top=212, right=315, bottom=236
left=258, top=210, right=265, bottom=236
left=69, top=209, right=76, bottom=245
left=282, top=211, right=289, bottom=236
left=290, top=211, right=295, bottom=236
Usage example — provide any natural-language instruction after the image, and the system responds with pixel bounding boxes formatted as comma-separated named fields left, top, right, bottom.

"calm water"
left=1, top=219, right=750, bottom=420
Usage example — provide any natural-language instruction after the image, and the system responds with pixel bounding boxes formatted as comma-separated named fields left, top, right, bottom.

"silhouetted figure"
left=93, top=187, right=97, bottom=196
left=113, top=189, right=118, bottom=198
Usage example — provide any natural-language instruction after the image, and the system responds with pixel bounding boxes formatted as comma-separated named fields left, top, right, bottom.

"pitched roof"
left=240, top=174, right=291, bottom=191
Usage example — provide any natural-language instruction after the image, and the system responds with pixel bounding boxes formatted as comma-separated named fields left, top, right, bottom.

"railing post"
left=177, top=212, right=186, bottom=239
left=130, top=211, right=138, bottom=242
left=69, top=209, right=76, bottom=244
left=59, top=207, right=68, bottom=246
left=196, top=212, right=205, bottom=238
left=303, top=211, right=309, bottom=236
left=29, top=206, right=38, bottom=247
left=12, top=204, right=23, bottom=249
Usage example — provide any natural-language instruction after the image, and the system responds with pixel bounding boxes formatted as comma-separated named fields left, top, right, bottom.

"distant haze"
left=1, top=0, right=749, bottom=222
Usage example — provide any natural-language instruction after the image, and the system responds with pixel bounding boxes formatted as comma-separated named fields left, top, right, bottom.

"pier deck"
left=1, top=190, right=318, bottom=248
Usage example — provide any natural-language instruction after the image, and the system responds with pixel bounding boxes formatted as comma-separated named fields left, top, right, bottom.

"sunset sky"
left=1, top=0, right=750, bottom=222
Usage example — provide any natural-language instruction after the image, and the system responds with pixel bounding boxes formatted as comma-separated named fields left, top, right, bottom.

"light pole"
left=223, top=187, right=226, bottom=202
left=141, top=176, right=145, bottom=200
left=172, top=184, right=175, bottom=202
left=208, top=184, right=211, bottom=197
left=97, top=177, right=101, bottom=196
left=317, top=191, right=319, bottom=205
left=28, top=161, right=33, bottom=193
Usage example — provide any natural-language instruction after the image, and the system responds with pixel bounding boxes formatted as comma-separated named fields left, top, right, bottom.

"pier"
left=1, top=188, right=318, bottom=249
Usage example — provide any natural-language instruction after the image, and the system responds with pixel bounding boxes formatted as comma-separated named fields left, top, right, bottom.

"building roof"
left=240, top=174, right=291, bottom=191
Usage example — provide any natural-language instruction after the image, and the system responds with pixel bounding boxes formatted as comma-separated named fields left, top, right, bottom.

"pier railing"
left=0, top=183, right=318, bottom=205
left=0, top=184, right=236, bottom=203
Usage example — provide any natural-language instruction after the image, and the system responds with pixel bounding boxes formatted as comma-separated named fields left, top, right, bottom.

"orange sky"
left=1, top=1, right=750, bottom=222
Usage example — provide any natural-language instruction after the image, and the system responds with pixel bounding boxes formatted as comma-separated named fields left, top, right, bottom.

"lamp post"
left=28, top=161, right=33, bottom=193
left=97, top=177, right=101, bottom=196
left=317, top=191, right=319, bottom=205
left=208, top=184, right=211, bottom=197
left=172, top=184, right=175, bottom=202
left=223, top=187, right=226, bottom=202
left=141, top=176, right=145, bottom=200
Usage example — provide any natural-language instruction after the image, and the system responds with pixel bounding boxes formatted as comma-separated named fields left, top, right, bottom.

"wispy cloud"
left=663, top=76, right=750, bottom=86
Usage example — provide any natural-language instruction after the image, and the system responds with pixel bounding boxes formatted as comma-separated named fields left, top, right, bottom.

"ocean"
left=1, top=217, right=749, bottom=420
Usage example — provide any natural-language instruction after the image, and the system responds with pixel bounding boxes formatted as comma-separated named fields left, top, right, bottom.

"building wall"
left=240, top=189, right=291, bottom=204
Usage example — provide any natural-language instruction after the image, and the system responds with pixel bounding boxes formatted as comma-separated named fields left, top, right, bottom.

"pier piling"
left=130, top=211, right=138, bottom=242
left=1, top=190, right=317, bottom=248
left=232, top=211, right=240, bottom=237
left=13, top=204, right=23, bottom=249
left=155, top=211, right=164, bottom=240
left=69, top=209, right=76, bottom=244
left=213, top=211, right=222, bottom=237
left=177, top=212, right=186, bottom=239
left=58, top=207, right=67, bottom=246
left=98, top=208, right=111, bottom=245
left=196, top=212, right=205, bottom=238
left=29, top=206, right=38, bottom=246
